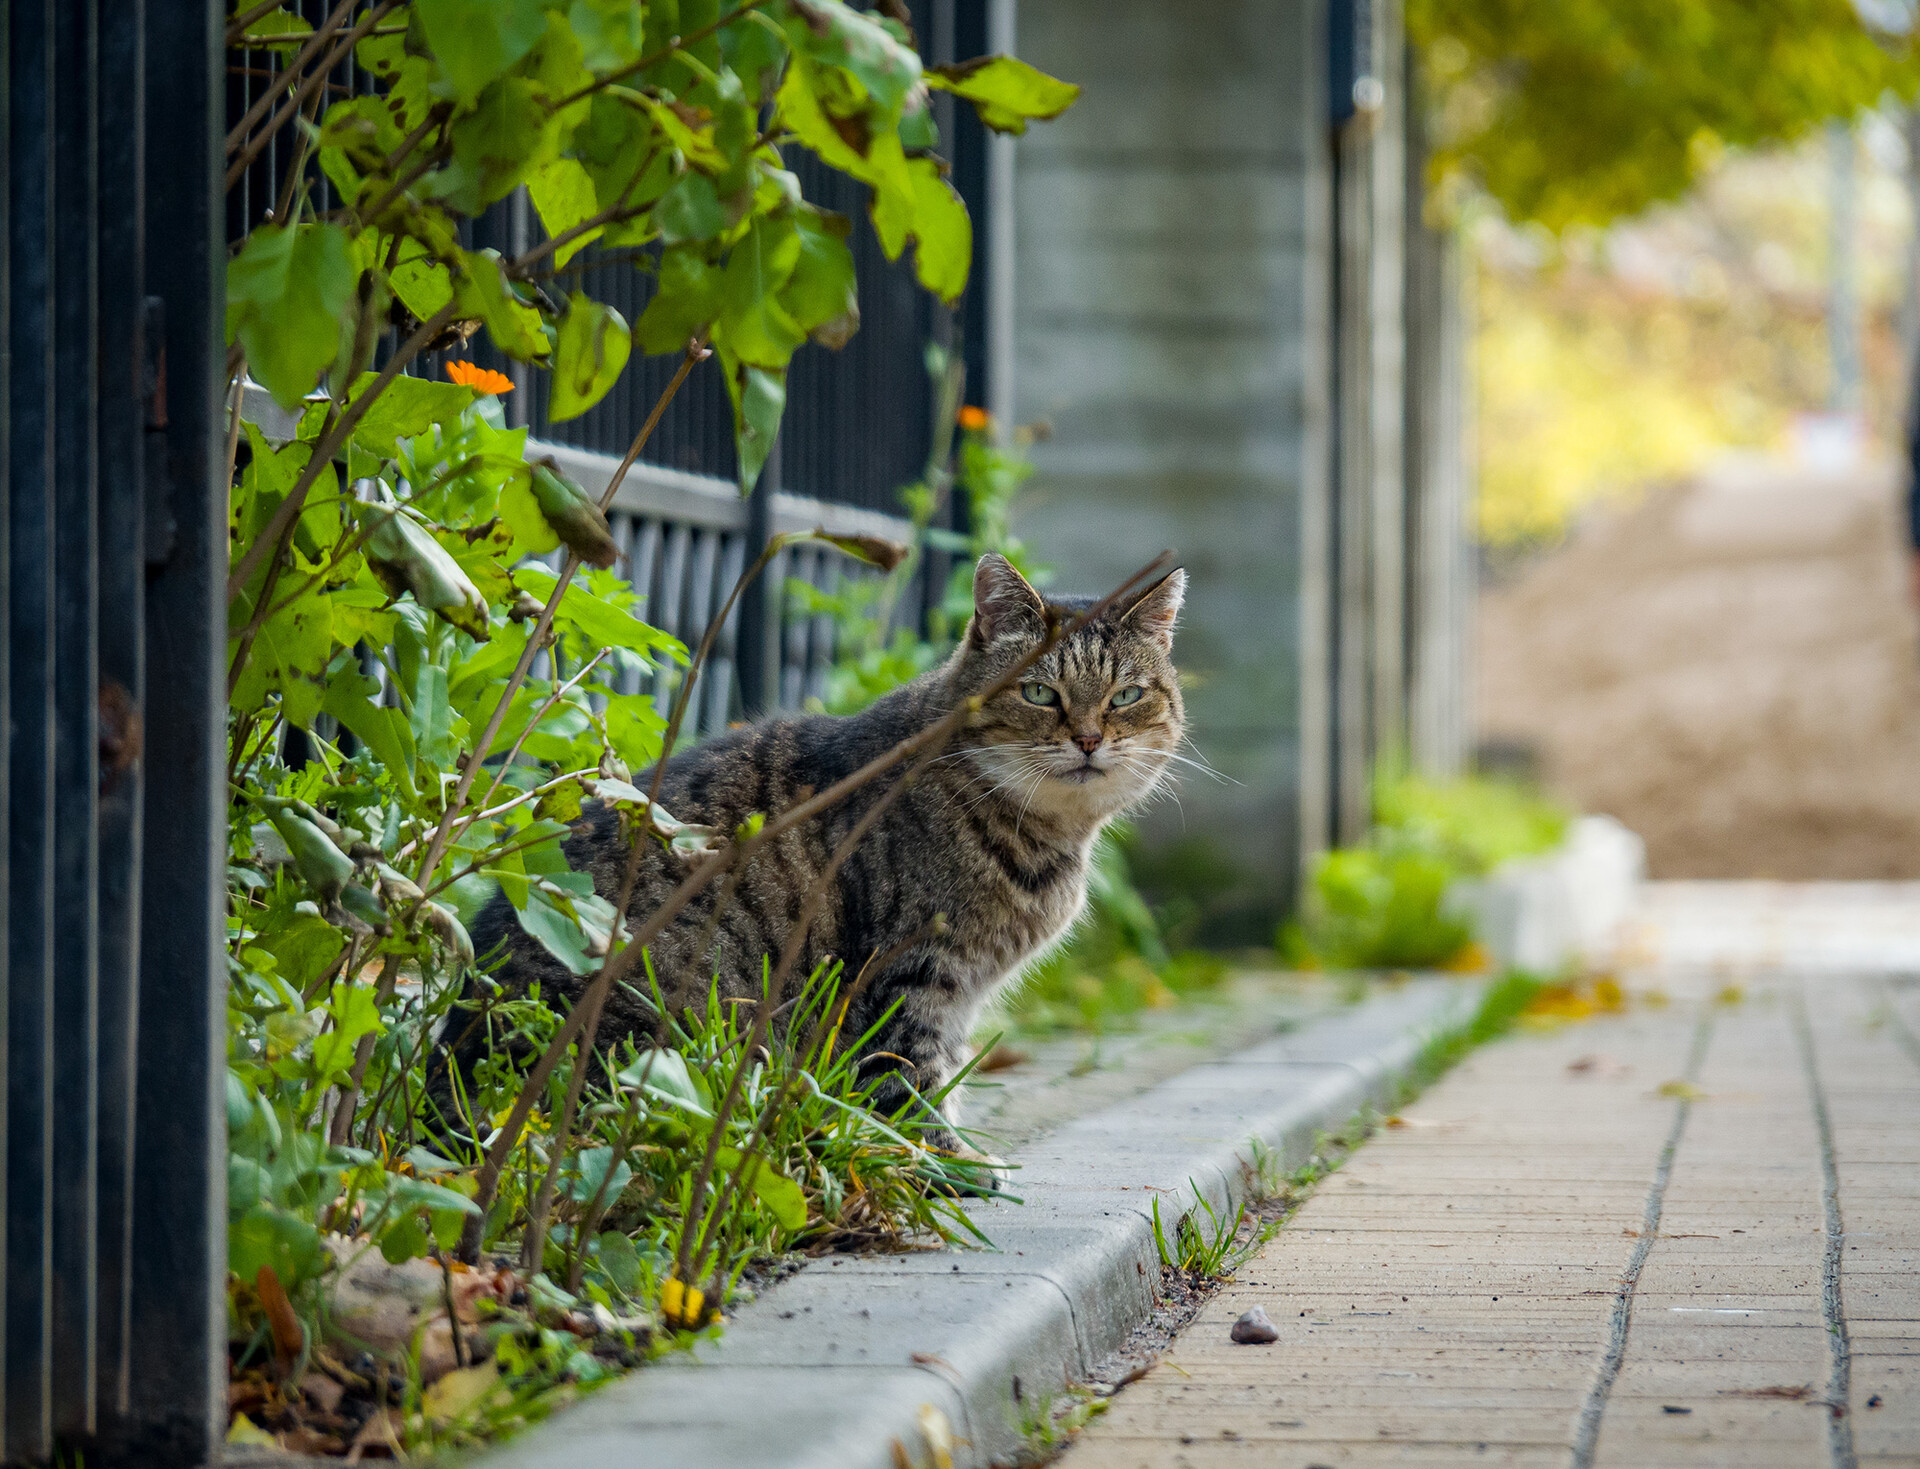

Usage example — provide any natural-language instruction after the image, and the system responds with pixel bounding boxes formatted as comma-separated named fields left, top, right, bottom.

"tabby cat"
left=456, top=553, right=1187, bottom=1151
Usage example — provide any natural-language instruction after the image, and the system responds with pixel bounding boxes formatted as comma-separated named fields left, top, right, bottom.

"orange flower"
left=956, top=404, right=990, bottom=432
left=446, top=360, right=515, bottom=394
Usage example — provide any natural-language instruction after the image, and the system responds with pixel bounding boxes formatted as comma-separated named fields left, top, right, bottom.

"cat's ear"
left=1121, top=568, right=1185, bottom=650
left=968, top=553, right=1046, bottom=648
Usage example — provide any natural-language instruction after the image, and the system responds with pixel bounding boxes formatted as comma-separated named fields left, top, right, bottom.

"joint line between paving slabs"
left=1876, top=975, right=1920, bottom=1071
left=1793, top=986, right=1857, bottom=1469
left=1568, top=1015, right=1713, bottom=1469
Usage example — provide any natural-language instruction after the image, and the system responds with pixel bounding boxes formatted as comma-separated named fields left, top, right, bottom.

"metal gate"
left=2, top=1, right=998, bottom=1462
left=3, top=1, right=228, bottom=1463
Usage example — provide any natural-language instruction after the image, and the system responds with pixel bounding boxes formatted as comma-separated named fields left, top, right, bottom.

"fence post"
left=116, top=1, right=226, bottom=1462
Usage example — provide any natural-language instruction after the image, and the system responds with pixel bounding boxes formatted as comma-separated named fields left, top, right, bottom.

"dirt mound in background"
left=1476, top=458, right=1920, bottom=878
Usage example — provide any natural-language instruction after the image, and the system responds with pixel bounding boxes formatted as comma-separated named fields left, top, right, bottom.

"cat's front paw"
left=923, top=1133, right=1012, bottom=1197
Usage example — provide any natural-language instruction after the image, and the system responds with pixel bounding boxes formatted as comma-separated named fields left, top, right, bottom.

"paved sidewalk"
left=1063, top=886, right=1920, bottom=1467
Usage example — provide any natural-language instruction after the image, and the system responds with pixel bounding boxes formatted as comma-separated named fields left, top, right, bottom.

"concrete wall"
left=1008, top=0, right=1328, bottom=942
left=1004, top=0, right=1469, bottom=942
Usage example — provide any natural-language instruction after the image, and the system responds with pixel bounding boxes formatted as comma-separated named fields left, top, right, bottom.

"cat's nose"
left=1072, top=732, right=1103, bottom=754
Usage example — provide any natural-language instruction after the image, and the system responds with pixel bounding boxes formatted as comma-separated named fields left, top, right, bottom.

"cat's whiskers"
left=1125, top=747, right=1235, bottom=785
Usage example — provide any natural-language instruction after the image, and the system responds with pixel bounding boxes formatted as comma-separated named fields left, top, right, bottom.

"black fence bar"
left=49, top=0, right=104, bottom=1441
left=3, top=0, right=226, bottom=1463
left=128, top=0, right=228, bottom=1459
left=93, top=0, right=149, bottom=1422
left=8, top=0, right=61, bottom=1454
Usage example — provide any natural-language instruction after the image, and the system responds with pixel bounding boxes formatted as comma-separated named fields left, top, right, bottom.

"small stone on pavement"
left=1230, top=1306, right=1278, bottom=1344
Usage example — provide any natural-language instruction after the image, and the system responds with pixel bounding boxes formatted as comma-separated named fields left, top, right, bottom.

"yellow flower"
left=660, top=1276, right=705, bottom=1329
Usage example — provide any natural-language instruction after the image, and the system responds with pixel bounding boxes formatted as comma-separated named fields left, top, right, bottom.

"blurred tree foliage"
left=1409, top=0, right=1920, bottom=229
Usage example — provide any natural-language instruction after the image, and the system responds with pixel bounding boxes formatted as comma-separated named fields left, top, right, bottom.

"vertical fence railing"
left=226, top=3, right=996, bottom=736
left=0, top=0, right=996, bottom=1457
left=4, top=1, right=227, bottom=1464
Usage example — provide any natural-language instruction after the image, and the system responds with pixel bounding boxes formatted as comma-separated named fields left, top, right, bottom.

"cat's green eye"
left=1110, top=685, right=1146, bottom=708
left=1021, top=681, right=1060, bottom=707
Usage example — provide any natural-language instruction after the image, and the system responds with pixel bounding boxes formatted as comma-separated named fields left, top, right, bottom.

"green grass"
left=1148, top=1181, right=1278, bottom=1277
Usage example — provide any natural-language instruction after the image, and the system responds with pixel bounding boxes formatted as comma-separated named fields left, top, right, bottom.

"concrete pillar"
left=1010, top=0, right=1329, bottom=941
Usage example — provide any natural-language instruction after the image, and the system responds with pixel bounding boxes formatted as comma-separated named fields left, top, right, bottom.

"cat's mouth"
left=1055, top=765, right=1104, bottom=784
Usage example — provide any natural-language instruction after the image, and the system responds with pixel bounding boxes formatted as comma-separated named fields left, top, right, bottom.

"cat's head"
left=950, top=553, right=1188, bottom=825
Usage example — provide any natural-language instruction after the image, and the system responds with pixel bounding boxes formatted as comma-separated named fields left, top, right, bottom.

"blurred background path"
left=1060, top=883, right=1920, bottom=1467
left=1478, top=461, right=1920, bottom=879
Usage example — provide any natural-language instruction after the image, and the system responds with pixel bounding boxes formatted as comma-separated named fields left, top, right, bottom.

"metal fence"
left=0, top=3, right=993, bottom=1464
left=4, top=1, right=229, bottom=1463
left=227, top=0, right=995, bottom=730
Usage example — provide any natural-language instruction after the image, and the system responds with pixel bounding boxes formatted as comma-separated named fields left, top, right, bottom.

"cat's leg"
left=852, top=975, right=1011, bottom=1192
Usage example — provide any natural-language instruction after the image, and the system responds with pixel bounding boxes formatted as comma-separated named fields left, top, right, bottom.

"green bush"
left=1283, top=770, right=1568, bottom=971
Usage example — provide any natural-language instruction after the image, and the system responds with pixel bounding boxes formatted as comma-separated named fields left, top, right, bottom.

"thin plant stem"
left=330, top=954, right=400, bottom=1144
left=412, top=342, right=706, bottom=895
left=226, top=0, right=400, bottom=190
left=225, top=0, right=290, bottom=46
left=227, top=300, right=461, bottom=603
left=224, top=0, right=357, bottom=154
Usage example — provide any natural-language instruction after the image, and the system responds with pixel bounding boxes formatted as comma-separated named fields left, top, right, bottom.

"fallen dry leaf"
left=347, top=1407, right=403, bottom=1463
left=916, top=1403, right=955, bottom=1469
left=254, top=1265, right=304, bottom=1367
left=1657, top=1080, right=1707, bottom=1101
left=424, top=1360, right=500, bottom=1424
left=1719, top=1384, right=1812, bottom=1400
left=226, top=1413, right=279, bottom=1448
left=976, top=1044, right=1029, bottom=1074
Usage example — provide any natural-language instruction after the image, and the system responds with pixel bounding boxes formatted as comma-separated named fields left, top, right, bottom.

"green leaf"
left=242, top=8, right=313, bottom=52
left=783, top=0, right=922, bottom=115
left=442, top=76, right=562, bottom=212
left=617, top=1048, right=711, bottom=1114
left=410, top=661, right=455, bottom=768
left=517, top=567, right=685, bottom=660
left=323, top=668, right=418, bottom=800
left=454, top=248, right=550, bottom=360
left=548, top=294, right=633, bottom=421
left=528, top=457, right=620, bottom=565
left=230, top=1205, right=330, bottom=1292
left=310, top=980, right=386, bottom=1086
left=245, top=913, right=347, bottom=995
left=364, top=506, right=492, bottom=639
left=633, top=246, right=723, bottom=355
left=714, top=218, right=805, bottom=370
left=390, top=243, right=456, bottom=324
left=904, top=158, right=971, bottom=305
left=378, top=1211, right=432, bottom=1265
left=414, top=0, right=549, bottom=107
left=716, top=1146, right=808, bottom=1232
left=226, top=222, right=359, bottom=409
left=595, top=1231, right=642, bottom=1294
left=601, top=691, right=668, bottom=771
left=572, top=89, right=664, bottom=216
left=528, top=158, right=602, bottom=268
left=776, top=53, right=879, bottom=183
left=561, top=1145, right=632, bottom=1204
left=568, top=0, right=646, bottom=71
left=653, top=169, right=725, bottom=244
left=721, top=352, right=786, bottom=491
left=925, top=56, right=1081, bottom=135
left=497, top=467, right=562, bottom=557
left=231, top=590, right=335, bottom=727
left=781, top=211, right=860, bottom=349
left=347, top=372, right=476, bottom=458
left=513, top=882, right=617, bottom=975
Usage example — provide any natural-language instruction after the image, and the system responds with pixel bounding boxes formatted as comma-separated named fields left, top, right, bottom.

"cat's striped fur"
left=458, top=554, right=1186, bottom=1149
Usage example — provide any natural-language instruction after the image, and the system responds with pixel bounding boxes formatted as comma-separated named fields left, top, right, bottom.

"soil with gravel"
left=1477, top=456, right=1920, bottom=878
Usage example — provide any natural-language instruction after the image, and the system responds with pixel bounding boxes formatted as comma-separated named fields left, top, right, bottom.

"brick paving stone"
left=1060, top=885, right=1920, bottom=1469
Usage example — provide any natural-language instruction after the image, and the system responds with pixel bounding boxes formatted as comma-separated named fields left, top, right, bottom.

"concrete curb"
left=476, top=976, right=1488, bottom=1469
